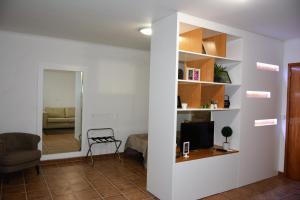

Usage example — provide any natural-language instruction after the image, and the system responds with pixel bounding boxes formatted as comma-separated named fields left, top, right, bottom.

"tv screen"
left=180, top=121, right=214, bottom=152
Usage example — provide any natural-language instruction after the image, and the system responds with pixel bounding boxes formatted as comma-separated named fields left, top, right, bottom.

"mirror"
left=42, top=69, right=83, bottom=154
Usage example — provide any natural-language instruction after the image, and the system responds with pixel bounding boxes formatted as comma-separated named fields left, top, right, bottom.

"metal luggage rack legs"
left=86, top=128, right=122, bottom=165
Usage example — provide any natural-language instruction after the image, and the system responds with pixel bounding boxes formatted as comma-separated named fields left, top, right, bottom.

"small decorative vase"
left=223, top=142, right=230, bottom=150
left=224, top=95, right=230, bottom=108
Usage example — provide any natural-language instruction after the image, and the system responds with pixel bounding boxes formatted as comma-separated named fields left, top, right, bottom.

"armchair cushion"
left=0, top=150, right=41, bottom=166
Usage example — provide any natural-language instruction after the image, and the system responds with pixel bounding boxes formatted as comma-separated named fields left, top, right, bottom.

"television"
left=179, top=121, right=214, bottom=152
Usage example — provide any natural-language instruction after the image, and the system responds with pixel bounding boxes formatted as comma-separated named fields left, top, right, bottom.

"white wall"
left=278, top=38, right=300, bottom=172
left=0, top=30, right=149, bottom=158
left=238, top=32, right=282, bottom=186
left=43, top=70, right=76, bottom=108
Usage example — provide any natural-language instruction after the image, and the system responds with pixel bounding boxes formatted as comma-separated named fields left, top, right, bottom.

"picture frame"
left=193, top=69, right=201, bottom=81
left=186, top=67, right=194, bottom=80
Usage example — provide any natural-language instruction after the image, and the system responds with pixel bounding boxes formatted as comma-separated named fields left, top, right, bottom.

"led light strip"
left=256, top=62, right=279, bottom=72
left=254, top=119, right=277, bottom=127
left=246, top=91, right=271, bottom=98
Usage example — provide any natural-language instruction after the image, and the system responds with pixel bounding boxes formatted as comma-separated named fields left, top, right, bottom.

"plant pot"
left=223, top=142, right=230, bottom=150
left=214, top=76, right=221, bottom=82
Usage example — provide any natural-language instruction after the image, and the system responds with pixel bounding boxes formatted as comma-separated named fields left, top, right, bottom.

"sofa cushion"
left=45, top=107, right=65, bottom=118
left=65, top=107, right=75, bottom=118
left=48, top=118, right=75, bottom=123
left=0, top=150, right=41, bottom=166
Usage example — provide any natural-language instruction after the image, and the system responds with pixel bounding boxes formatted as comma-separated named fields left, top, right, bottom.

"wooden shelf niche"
left=178, top=56, right=225, bottom=109
left=179, top=28, right=203, bottom=54
left=201, top=85, right=224, bottom=108
left=176, top=145, right=238, bottom=163
left=179, top=23, right=227, bottom=58
left=178, top=84, right=225, bottom=109
left=184, top=59, right=214, bottom=82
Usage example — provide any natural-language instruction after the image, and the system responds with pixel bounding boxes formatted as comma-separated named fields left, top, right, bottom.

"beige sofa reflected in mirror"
left=43, top=107, right=75, bottom=129
left=42, top=106, right=81, bottom=155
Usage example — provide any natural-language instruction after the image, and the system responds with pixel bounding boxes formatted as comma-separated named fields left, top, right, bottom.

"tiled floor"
left=0, top=156, right=153, bottom=200
left=203, top=176, right=300, bottom=200
left=43, top=129, right=81, bottom=154
left=1, top=156, right=300, bottom=200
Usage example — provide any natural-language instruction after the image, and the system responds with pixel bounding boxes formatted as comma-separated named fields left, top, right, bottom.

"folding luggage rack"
left=86, top=128, right=122, bottom=165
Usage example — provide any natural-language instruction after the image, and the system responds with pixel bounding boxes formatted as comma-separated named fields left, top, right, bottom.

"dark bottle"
left=224, top=95, right=230, bottom=108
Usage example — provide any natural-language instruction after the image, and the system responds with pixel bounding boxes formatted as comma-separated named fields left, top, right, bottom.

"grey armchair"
left=0, top=132, right=41, bottom=174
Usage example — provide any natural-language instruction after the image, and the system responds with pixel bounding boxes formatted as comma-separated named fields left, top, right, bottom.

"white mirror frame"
left=37, top=63, right=87, bottom=161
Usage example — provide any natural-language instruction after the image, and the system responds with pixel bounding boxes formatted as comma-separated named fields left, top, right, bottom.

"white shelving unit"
left=148, top=12, right=281, bottom=200
left=147, top=13, right=243, bottom=200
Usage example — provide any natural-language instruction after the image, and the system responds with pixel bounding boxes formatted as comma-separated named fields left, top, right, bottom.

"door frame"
left=284, top=62, right=300, bottom=175
left=37, top=63, right=88, bottom=160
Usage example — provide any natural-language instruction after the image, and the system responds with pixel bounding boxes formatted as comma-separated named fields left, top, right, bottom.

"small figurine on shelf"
left=214, top=101, right=218, bottom=109
left=210, top=100, right=214, bottom=109
left=224, top=95, right=230, bottom=108
left=210, top=100, right=218, bottom=109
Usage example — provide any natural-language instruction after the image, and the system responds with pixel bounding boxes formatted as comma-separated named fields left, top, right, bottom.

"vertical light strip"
left=254, top=119, right=277, bottom=127
left=256, top=62, right=279, bottom=72
left=246, top=91, right=271, bottom=98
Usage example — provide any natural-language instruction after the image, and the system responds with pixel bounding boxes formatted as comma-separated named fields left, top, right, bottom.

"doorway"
left=285, top=62, right=300, bottom=181
left=41, top=69, right=83, bottom=155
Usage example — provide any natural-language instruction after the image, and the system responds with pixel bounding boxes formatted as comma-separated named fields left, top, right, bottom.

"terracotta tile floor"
left=0, top=156, right=300, bottom=200
left=0, top=156, right=154, bottom=200
left=203, top=175, right=300, bottom=200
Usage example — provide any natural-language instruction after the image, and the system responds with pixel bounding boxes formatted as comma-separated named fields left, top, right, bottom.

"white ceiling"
left=0, top=0, right=299, bottom=50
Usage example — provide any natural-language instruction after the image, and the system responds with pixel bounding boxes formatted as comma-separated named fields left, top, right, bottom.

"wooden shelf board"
left=176, top=145, right=239, bottom=163
left=177, top=108, right=240, bottom=112
left=178, top=79, right=241, bottom=87
left=179, top=50, right=241, bottom=64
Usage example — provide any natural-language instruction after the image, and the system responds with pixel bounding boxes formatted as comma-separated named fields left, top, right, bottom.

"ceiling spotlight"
left=139, top=27, right=152, bottom=36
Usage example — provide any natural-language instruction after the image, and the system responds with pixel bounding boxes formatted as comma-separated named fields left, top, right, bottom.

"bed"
left=124, top=133, right=148, bottom=166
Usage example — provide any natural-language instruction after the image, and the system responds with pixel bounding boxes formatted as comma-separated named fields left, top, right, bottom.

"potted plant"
left=214, top=64, right=226, bottom=82
left=221, top=126, right=232, bottom=150
left=214, top=64, right=231, bottom=83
